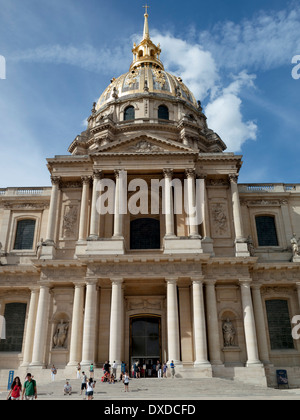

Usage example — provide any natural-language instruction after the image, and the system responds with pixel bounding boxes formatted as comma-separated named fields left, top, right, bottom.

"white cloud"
left=199, top=5, right=300, bottom=71
left=205, top=72, right=258, bottom=152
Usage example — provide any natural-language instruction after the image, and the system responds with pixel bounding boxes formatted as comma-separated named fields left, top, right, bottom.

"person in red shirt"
left=7, top=377, right=22, bottom=400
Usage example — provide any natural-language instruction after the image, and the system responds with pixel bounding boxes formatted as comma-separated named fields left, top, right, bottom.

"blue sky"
left=0, top=0, right=299, bottom=187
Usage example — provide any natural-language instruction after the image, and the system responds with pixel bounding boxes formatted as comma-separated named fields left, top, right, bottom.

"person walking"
left=80, top=371, right=87, bottom=396
left=163, top=362, right=168, bottom=378
left=22, top=373, right=37, bottom=400
left=89, top=362, right=94, bottom=378
left=7, top=377, right=22, bottom=400
left=157, top=360, right=162, bottom=378
left=86, top=378, right=96, bottom=400
left=123, top=371, right=130, bottom=392
left=170, top=360, right=175, bottom=378
left=112, top=361, right=117, bottom=378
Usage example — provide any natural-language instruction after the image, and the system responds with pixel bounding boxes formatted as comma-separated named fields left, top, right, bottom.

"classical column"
left=113, top=170, right=125, bottom=238
left=205, top=280, right=223, bottom=365
left=21, top=288, right=39, bottom=367
left=109, top=278, right=124, bottom=365
left=81, top=281, right=98, bottom=366
left=251, top=284, right=271, bottom=365
left=185, top=169, right=200, bottom=238
left=68, top=284, right=85, bottom=366
left=88, top=170, right=103, bottom=240
left=239, top=279, right=261, bottom=366
left=166, top=277, right=181, bottom=365
left=229, top=174, right=245, bottom=243
left=44, top=176, right=60, bottom=245
left=30, top=285, right=51, bottom=367
left=78, top=176, right=91, bottom=241
left=163, top=169, right=175, bottom=238
left=192, top=277, right=210, bottom=366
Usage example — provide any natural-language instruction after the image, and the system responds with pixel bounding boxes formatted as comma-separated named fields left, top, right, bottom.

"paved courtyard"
left=1, top=376, right=300, bottom=401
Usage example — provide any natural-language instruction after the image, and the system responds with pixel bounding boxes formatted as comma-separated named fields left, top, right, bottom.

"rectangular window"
left=14, top=219, right=36, bottom=250
left=0, top=303, right=27, bottom=352
left=266, top=300, right=294, bottom=350
left=255, top=215, right=278, bottom=246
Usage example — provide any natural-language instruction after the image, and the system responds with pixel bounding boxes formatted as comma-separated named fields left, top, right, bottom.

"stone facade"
left=0, top=12, right=300, bottom=388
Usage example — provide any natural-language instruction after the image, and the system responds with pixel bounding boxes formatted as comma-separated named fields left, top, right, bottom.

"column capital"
left=185, top=168, right=196, bottom=179
left=163, top=168, right=173, bottom=179
left=81, top=175, right=92, bottom=184
left=239, top=278, right=253, bottom=286
left=228, top=173, right=239, bottom=184
left=50, top=175, right=61, bottom=186
left=204, top=278, right=217, bottom=286
left=165, top=276, right=178, bottom=284
left=191, top=276, right=205, bottom=284
left=110, top=277, right=124, bottom=285
left=93, top=169, right=103, bottom=180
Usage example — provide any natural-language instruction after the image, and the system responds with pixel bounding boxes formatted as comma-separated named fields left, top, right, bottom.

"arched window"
left=255, top=215, right=278, bottom=246
left=158, top=105, right=169, bottom=120
left=124, top=106, right=135, bottom=121
left=130, top=218, right=160, bottom=250
left=265, top=300, right=294, bottom=350
left=14, top=219, right=36, bottom=250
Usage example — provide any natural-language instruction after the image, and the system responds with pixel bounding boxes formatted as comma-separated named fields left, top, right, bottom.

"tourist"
left=86, top=378, right=96, bottom=400
left=163, top=362, right=168, bottom=378
left=80, top=371, right=87, bottom=395
left=7, top=376, right=22, bottom=400
left=123, top=371, right=130, bottom=392
left=170, top=360, right=175, bottom=378
left=22, top=373, right=37, bottom=400
left=51, top=364, right=57, bottom=381
left=64, top=381, right=72, bottom=396
left=121, top=361, right=126, bottom=376
left=89, top=362, right=94, bottom=378
left=156, top=360, right=162, bottom=378
left=112, top=360, right=117, bottom=377
left=76, top=363, right=81, bottom=379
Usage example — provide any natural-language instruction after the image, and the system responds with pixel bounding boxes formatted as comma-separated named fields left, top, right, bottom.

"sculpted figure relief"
left=222, top=318, right=236, bottom=347
left=53, top=319, right=69, bottom=349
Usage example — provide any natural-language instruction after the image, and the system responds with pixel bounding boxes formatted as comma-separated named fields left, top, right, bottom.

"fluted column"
left=68, top=284, right=85, bottom=366
left=81, top=281, right=98, bottom=365
left=109, top=278, right=124, bottom=364
left=45, top=176, right=60, bottom=244
left=251, top=284, right=271, bottom=365
left=205, top=280, right=223, bottom=365
left=192, top=277, right=210, bottom=366
left=239, top=279, right=261, bottom=366
left=78, top=176, right=91, bottom=241
left=30, top=285, right=51, bottom=366
left=166, top=277, right=181, bottom=364
left=163, top=169, right=175, bottom=238
left=88, top=170, right=103, bottom=240
left=21, top=288, right=39, bottom=367
left=185, top=169, right=200, bottom=238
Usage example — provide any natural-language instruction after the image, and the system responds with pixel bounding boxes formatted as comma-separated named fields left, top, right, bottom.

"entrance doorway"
left=130, top=315, right=161, bottom=377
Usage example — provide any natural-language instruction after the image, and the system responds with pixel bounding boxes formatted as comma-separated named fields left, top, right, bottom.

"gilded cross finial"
left=143, top=4, right=150, bottom=15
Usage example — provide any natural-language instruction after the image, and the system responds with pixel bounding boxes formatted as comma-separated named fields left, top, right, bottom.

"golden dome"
left=95, top=10, right=198, bottom=111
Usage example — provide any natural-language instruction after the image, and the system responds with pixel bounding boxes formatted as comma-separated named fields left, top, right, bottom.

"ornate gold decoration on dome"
left=130, top=6, right=164, bottom=72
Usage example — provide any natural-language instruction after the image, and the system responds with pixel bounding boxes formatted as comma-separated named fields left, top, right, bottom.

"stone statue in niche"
left=222, top=318, right=236, bottom=347
left=62, top=205, right=78, bottom=239
left=291, top=233, right=300, bottom=257
left=53, top=319, right=69, bottom=349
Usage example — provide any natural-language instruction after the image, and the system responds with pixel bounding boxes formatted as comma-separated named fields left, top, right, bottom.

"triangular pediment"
left=92, top=135, right=195, bottom=155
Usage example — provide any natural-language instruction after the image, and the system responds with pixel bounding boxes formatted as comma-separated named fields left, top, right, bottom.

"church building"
left=0, top=10, right=300, bottom=388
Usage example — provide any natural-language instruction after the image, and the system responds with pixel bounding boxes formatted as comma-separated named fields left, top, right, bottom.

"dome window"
left=158, top=105, right=169, bottom=120
left=124, top=105, right=135, bottom=121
